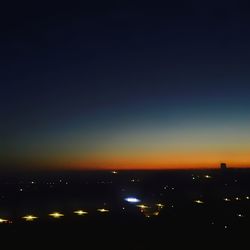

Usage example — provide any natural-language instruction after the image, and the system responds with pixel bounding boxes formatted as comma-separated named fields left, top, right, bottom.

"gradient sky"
left=1, top=1, right=250, bottom=171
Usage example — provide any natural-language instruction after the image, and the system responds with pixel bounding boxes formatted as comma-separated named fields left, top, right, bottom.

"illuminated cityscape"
left=0, top=169, right=250, bottom=248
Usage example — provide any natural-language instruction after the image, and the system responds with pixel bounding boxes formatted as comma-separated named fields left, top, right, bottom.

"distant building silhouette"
left=220, top=163, right=227, bottom=170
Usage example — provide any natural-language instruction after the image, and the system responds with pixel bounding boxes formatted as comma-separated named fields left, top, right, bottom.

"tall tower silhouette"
left=220, top=163, right=227, bottom=170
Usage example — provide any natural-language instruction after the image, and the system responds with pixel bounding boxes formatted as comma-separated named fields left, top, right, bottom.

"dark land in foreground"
left=0, top=169, right=250, bottom=248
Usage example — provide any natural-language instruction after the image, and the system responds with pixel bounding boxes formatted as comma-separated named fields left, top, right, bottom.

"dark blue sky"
left=1, top=1, right=250, bottom=170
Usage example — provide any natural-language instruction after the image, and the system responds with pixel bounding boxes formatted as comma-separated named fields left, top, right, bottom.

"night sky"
left=1, top=1, right=250, bottom=171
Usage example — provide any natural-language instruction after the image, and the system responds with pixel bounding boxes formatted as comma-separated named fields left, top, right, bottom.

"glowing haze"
left=4, top=105, right=250, bottom=170
left=1, top=2, right=250, bottom=171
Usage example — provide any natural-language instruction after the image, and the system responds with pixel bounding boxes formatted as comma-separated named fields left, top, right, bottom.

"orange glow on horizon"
left=11, top=158, right=250, bottom=170
left=8, top=149, right=250, bottom=171
left=62, top=149, right=250, bottom=170
left=66, top=162, right=250, bottom=170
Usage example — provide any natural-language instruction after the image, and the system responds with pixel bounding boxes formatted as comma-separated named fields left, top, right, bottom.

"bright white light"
left=125, top=197, right=141, bottom=203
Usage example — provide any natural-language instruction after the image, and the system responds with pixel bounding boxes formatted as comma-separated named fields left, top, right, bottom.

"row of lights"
left=194, top=196, right=250, bottom=204
left=1, top=196, right=248, bottom=224
left=224, top=196, right=249, bottom=202
left=0, top=209, right=108, bottom=224
left=1, top=194, right=249, bottom=223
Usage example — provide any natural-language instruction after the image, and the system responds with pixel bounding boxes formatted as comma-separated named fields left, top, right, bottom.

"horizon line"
left=1, top=166, right=250, bottom=174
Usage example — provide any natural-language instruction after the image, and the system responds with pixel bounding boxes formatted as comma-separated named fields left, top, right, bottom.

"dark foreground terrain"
left=0, top=169, right=249, bottom=248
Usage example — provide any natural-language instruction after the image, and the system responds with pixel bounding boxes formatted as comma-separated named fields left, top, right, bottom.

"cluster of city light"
left=135, top=202, right=165, bottom=218
left=191, top=175, right=213, bottom=180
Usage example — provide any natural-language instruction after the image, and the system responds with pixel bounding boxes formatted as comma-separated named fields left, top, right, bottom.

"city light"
left=156, top=203, right=164, bottom=208
left=0, top=218, right=8, bottom=223
left=204, top=175, right=212, bottom=179
left=74, top=210, right=88, bottom=216
left=136, top=204, right=149, bottom=209
left=194, top=200, right=204, bottom=204
left=153, top=211, right=159, bottom=216
left=97, top=208, right=109, bottom=213
left=22, top=215, right=38, bottom=221
left=49, top=212, right=64, bottom=218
